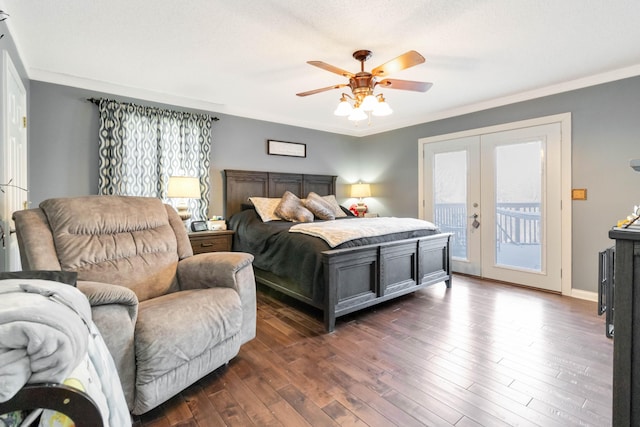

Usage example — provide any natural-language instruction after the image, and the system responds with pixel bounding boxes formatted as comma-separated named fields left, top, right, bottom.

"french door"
left=421, top=119, right=566, bottom=293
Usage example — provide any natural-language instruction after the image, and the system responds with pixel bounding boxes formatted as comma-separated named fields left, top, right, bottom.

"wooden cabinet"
left=188, top=230, right=234, bottom=254
left=608, top=227, right=640, bottom=426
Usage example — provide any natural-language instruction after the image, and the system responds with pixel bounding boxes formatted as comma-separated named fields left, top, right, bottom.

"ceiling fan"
left=296, top=49, right=432, bottom=122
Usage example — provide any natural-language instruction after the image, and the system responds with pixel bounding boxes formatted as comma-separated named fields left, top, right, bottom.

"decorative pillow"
left=275, top=191, right=314, bottom=222
left=322, top=194, right=348, bottom=218
left=248, top=197, right=282, bottom=222
left=304, top=192, right=335, bottom=220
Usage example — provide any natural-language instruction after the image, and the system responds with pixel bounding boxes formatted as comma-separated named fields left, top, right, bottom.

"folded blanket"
left=0, top=279, right=90, bottom=402
left=289, top=217, right=438, bottom=248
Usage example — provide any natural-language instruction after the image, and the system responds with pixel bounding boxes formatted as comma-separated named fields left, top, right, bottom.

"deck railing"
left=433, top=202, right=541, bottom=249
left=495, top=202, right=541, bottom=245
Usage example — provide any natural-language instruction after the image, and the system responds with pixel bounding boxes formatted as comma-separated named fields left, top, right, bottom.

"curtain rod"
left=86, top=98, right=220, bottom=121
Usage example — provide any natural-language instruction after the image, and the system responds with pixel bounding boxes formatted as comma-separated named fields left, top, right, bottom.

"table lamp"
left=167, top=176, right=200, bottom=222
left=350, top=183, right=371, bottom=217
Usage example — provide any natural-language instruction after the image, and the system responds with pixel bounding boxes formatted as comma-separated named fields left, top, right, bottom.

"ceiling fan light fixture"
left=348, top=106, right=367, bottom=122
left=372, top=95, right=393, bottom=116
left=299, top=49, right=429, bottom=125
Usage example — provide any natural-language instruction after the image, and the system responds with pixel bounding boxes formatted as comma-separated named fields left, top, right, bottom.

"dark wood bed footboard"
left=323, top=232, right=451, bottom=331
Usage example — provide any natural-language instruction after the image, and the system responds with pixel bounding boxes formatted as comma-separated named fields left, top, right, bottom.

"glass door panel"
left=494, top=140, right=543, bottom=271
left=434, top=150, right=468, bottom=259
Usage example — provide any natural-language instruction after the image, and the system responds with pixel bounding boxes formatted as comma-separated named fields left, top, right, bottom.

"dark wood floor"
left=132, top=275, right=613, bottom=427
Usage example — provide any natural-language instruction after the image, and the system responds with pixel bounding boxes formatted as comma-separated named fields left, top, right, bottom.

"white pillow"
left=322, top=194, right=347, bottom=217
left=249, top=197, right=281, bottom=222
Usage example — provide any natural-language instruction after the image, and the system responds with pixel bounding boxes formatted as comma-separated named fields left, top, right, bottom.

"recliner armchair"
left=12, top=195, right=256, bottom=415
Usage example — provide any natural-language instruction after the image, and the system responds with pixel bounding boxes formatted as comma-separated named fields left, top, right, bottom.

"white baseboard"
left=570, top=288, right=598, bottom=302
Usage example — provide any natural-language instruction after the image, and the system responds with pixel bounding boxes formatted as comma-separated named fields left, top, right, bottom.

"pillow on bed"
left=322, top=194, right=348, bottom=218
left=304, top=192, right=336, bottom=220
left=275, top=191, right=314, bottom=222
left=248, top=197, right=281, bottom=222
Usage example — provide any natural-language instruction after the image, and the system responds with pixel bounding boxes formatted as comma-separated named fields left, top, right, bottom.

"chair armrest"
left=177, top=252, right=254, bottom=292
left=77, top=280, right=138, bottom=323
left=76, top=280, right=138, bottom=408
left=177, top=252, right=256, bottom=343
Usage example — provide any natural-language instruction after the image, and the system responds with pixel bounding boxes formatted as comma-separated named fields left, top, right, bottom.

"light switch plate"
left=572, top=189, right=587, bottom=200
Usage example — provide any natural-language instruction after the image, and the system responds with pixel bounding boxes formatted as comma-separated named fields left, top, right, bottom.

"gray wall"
left=28, top=81, right=360, bottom=216
left=358, top=75, right=640, bottom=294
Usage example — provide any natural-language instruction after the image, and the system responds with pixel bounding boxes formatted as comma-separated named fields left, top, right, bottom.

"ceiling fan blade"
left=377, top=79, right=433, bottom=92
left=371, top=50, right=425, bottom=77
left=296, top=84, right=347, bottom=97
left=307, top=61, right=355, bottom=78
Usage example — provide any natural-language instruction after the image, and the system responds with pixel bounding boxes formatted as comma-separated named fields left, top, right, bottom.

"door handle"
left=470, top=213, right=480, bottom=229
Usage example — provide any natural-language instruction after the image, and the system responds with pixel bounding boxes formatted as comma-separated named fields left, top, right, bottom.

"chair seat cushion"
left=134, top=288, right=242, bottom=385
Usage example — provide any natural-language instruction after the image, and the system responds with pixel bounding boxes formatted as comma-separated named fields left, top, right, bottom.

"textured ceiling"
left=2, top=0, right=640, bottom=136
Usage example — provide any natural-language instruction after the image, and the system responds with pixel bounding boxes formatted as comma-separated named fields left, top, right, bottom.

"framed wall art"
left=267, top=140, right=306, bottom=158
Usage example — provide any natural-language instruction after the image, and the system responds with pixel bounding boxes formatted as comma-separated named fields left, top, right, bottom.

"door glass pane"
left=494, top=140, right=542, bottom=271
left=433, top=151, right=467, bottom=259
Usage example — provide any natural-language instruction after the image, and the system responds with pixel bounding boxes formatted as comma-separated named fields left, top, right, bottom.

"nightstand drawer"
left=188, top=230, right=233, bottom=254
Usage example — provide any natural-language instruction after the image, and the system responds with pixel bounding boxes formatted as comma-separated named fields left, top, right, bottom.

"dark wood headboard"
left=224, top=170, right=337, bottom=217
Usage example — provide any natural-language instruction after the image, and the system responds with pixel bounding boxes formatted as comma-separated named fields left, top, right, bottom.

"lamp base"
left=355, top=202, right=367, bottom=217
left=176, top=204, right=192, bottom=222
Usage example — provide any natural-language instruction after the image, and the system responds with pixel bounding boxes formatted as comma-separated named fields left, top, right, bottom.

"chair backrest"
left=13, top=195, right=193, bottom=302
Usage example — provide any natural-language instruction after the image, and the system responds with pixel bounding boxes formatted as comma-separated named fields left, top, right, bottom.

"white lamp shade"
left=350, top=183, right=371, bottom=198
left=348, top=107, right=367, bottom=122
left=360, top=94, right=378, bottom=112
left=334, top=100, right=353, bottom=116
left=167, top=176, right=200, bottom=198
left=372, top=99, right=393, bottom=116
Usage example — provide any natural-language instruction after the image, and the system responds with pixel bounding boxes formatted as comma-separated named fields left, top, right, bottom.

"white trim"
left=1, top=50, right=28, bottom=271
left=418, top=113, right=573, bottom=295
left=570, top=289, right=598, bottom=303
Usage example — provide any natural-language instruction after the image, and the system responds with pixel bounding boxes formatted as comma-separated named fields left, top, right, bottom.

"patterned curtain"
left=97, top=99, right=212, bottom=220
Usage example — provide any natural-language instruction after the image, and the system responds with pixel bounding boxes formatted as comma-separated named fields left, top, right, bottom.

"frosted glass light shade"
left=334, top=100, right=353, bottom=116
left=167, top=176, right=200, bottom=198
left=360, top=94, right=378, bottom=111
left=348, top=107, right=367, bottom=122
left=350, top=183, right=371, bottom=198
left=372, top=100, right=393, bottom=116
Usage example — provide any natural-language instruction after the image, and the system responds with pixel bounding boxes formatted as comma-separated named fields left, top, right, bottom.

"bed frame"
left=224, top=169, right=451, bottom=331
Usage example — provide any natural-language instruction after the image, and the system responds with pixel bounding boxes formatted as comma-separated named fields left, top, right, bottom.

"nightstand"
left=188, top=230, right=234, bottom=254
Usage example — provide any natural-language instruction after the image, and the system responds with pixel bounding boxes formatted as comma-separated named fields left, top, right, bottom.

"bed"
left=224, top=169, right=452, bottom=332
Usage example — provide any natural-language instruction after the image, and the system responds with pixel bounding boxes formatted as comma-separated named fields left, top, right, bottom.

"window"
left=96, top=99, right=213, bottom=220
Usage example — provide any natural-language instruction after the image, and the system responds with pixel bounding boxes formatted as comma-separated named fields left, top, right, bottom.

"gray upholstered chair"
left=12, top=195, right=256, bottom=415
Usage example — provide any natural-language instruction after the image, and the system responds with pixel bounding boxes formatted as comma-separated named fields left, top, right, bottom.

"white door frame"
left=418, top=113, right=572, bottom=296
left=1, top=50, right=28, bottom=272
